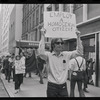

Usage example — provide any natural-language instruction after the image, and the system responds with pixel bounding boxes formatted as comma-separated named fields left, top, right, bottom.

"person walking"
left=69, top=56, right=86, bottom=97
left=3, top=56, right=9, bottom=80
left=87, top=58, right=94, bottom=85
left=8, top=55, right=13, bottom=83
left=42, top=62, right=48, bottom=78
left=11, top=53, right=15, bottom=82
left=20, top=51, right=26, bottom=83
left=83, top=60, right=89, bottom=93
left=36, top=55, right=46, bottom=84
left=38, top=27, right=83, bottom=97
left=23, top=48, right=32, bottom=78
left=14, top=55, right=25, bottom=94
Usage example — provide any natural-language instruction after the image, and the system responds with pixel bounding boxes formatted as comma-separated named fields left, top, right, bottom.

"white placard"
left=44, top=11, right=77, bottom=39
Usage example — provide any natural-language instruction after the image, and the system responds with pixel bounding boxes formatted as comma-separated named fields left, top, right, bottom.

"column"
left=59, top=4, right=63, bottom=11
left=52, top=4, right=55, bottom=11
left=98, top=32, right=100, bottom=87
left=95, top=32, right=99, bottom=86
left=83, top=4, right=87, bottom=22
left=70, top=4, right=74, bottom=13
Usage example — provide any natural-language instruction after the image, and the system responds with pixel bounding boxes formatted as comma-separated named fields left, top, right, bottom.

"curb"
left=0, top=74, right=15, bottom=97
left=0, top=78, right=10, bottom=97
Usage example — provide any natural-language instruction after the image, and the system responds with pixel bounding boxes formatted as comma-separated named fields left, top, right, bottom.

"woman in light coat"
left=14, top=55, right=25, bottom=94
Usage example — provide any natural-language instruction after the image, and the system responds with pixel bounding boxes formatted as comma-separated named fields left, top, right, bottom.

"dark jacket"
left=3, top=59, right=9, bottom=69
left=37, top=56, right=46, bottom=71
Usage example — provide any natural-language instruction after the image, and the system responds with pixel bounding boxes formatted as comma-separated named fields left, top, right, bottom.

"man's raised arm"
left=76, top=28, right=83, bottom=56
left=38, top=28, right=48, bottom=61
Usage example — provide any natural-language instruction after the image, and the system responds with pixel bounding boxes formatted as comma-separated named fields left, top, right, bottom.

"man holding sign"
left=38, top=12, right=83, bottom=97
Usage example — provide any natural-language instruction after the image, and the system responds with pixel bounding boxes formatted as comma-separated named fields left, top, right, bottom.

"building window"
left=40, top=5, right=44, bottom=23
left=24, top=7, right=26, bottom=18
left=30, top=4, right=32, bottom=11
left=30, top=33, right=33, bottom=41
left=32, top=13, right=35, bottom=28
left=90, top=38, right=95, bottom=46
left=22, top=23, right=23, bottom=34
left=25, top=21, right=26, bottom=32
left=23, top=6, right=24, bottom=18
left=63, top=4, right=70, bottom=12
left=39, top=29, right=41, bottom=41
left=47, top=5, right=52, bottom=11
left=30, top=16, right=31, bottom=31
left=36, top=9, right=39, bottom=26
left=55, top=4, right=59, bottom=11
left=27, top=4, right=29, bottom=14
left=35, top=29, right=37, bottom=41
left=26, top=5, right=28, bottom=15
left=26, top=34, right=28, bottom=40
left=47, top=38, right=49, bottom=42
left=73, top=4, right=83, bottom=10
left=32, top=4, right=35, bottom=9
left=29, top=4, right=30, bottom=11
left=27, top=19, right=28, bottom=32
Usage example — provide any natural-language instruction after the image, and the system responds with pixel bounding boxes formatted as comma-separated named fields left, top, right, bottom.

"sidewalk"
left=1, top=73, right=47, bottom=97
left=1, top=72, right=100, bottom=97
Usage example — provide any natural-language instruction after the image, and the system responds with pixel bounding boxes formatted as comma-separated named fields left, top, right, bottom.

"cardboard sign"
left=44, top=11, right=77, bottom=39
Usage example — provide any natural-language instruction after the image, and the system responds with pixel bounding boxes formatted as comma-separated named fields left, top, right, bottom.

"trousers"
left=14, top=74, right=23, bottom=90
left=70, top=79, right=85, bottom=97
left=47, top=82, right=68, bottom=97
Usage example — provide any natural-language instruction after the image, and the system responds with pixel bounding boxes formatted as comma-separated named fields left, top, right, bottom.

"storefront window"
left=36, top=9, right=39, bottom=26
left=73, top=4, right=83, bottom=10
left=63, top=4, right=70, bottom=12
left=90, top=38, right=95, bottom=46
left=47, top=5, right=52, bottom=11
left=55, top=4, right=59, bottom=11
left=40, top=5, right=44, bottom=23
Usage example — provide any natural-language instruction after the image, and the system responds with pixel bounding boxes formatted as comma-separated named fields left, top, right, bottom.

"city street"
left=1, top=72, right=100, bottom=97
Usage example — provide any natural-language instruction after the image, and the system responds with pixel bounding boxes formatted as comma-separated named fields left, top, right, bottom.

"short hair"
left=50, top=38, right=64, bottom=52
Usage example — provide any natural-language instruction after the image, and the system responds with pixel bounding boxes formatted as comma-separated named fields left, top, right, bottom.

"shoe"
left=14, top=90, right=19, bottom=94
left=83, top=89, right=89, bottom=93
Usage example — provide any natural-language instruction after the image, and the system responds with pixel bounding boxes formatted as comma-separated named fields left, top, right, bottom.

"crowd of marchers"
left=0, top=48, right=47, bottom=94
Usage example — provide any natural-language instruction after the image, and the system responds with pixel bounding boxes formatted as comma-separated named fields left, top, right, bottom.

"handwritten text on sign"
left=44, top=11, right=77, bottom=38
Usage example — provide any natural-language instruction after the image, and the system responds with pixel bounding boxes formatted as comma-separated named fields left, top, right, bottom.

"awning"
left=16, top=40, right=50, bottom=49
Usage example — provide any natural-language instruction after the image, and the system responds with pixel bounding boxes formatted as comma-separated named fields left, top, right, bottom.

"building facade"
left=73, top=4, right=100, bottom=87
left=9, top=4, right=23, bottom=54
left=1, top=4, right=23, bottom=55
left=22, top=4, right=44, bottom=41
left=44, top=4, right=100, bottom=87
left=0, top=5, right=3, bottom=56
left=1, top=4, right=15, bottom=54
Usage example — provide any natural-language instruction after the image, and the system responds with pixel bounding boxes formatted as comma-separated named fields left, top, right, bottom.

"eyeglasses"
left=55, top=42, right=64, bottom=45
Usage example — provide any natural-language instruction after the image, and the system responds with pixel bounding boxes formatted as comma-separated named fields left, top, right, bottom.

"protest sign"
left=44, top=11, right=77, bottom=39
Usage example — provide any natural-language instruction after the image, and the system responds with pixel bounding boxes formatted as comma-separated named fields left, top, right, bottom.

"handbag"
left=71, top=58, right=84, bottom=81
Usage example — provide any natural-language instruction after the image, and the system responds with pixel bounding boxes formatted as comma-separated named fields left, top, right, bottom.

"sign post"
left=44, top=11, right=77, bottom=39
